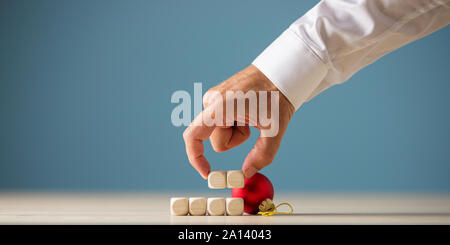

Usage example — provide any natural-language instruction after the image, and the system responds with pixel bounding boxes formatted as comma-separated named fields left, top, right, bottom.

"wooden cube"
left=207, top=198, right=225, bottom=216
left=170, top=197, right=189, bottom=216
left=208, top=171, right=226, bottom=189
left=189, top=197, right=207, bottom=216
left=226, top=197, right=244, bottom=216
left=227, top=170, right=244, bottom=188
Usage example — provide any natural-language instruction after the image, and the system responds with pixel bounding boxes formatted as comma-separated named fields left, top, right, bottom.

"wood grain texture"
left=207, top=198, right=225, bottom=216
left=170, top=197, right=188, bottom=216
left=208, top=171, right=226, bottom=189
left=227, top=170, right=244, bottom=188
left=226, top=198, right=244, bottom=216
left=189, top=197, right=206, bottom=216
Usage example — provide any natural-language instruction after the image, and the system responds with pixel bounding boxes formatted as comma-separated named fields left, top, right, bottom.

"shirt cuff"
left=252, top=29, right=328, bottom=111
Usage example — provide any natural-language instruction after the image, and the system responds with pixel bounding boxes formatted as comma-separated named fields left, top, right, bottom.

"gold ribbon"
left=257, top=198, right=294, bottom=216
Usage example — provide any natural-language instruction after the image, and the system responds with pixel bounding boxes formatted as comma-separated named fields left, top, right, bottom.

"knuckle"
left=213, top=145, right=228, bottom=153
left=203, top=89, right=223, bottom=107
left=259, top=151, right=276, bottom=164
left=202, top=90, right=213, bottom=107
left=182, top=128, right=190, bottom=141
left=211, top=141, right=229, bottom=153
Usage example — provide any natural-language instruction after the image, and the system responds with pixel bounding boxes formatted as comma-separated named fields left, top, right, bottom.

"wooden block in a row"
left=170, top=197, right=244, bottom=216
left=208, top=170, right=244, bottom=189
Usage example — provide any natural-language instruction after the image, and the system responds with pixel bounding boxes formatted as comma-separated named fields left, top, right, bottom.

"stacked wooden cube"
left=170, top=170, right=245, bottom=216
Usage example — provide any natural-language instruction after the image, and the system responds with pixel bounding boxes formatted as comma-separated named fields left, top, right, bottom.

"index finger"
left=182, top=107, right=217, bottom=179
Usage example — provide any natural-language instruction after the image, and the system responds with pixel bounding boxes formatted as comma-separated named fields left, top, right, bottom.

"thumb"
left=242, top=133, right=283, bottom=178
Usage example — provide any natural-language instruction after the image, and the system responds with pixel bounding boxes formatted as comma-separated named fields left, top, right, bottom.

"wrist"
left=252, top=29, right=328, bottom=111
left=249, top=65, right=295, bottom=117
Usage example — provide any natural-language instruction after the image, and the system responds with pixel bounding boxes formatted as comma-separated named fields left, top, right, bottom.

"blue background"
left=1, top=0, right=449, bottom=192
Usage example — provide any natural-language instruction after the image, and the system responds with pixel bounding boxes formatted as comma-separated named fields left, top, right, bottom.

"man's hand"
left=183, top=65, right=294, bottom=179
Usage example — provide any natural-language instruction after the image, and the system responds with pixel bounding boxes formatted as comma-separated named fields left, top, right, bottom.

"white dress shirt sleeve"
left=253, top=0, right=450, bottom=110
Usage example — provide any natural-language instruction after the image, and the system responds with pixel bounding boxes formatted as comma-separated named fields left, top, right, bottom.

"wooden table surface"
left=1, top=192, right=449, bottom=225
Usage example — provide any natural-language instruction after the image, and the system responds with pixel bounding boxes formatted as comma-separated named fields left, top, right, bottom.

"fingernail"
left=201, top=171, right=209, bottom=180
left=244, top=166, right=258, bottom=179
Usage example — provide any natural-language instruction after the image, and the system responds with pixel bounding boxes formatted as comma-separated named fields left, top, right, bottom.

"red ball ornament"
left=231, top=172, right=274, bottom=214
